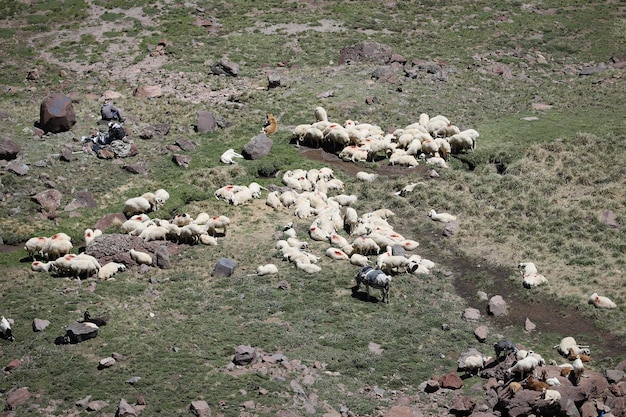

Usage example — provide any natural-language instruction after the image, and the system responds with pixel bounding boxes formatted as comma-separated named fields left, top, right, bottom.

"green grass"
left=0, top=0, right=625, bottom=415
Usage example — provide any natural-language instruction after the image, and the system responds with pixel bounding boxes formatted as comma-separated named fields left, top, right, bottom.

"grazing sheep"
left=206, top=215, right=230, bottom=236
left=354, top=266, right=391, bottom=304
left=52, top=254, right=78, bottom=274
left=494, top=340, right=519, bottom=359
left=24, top=236, right=49, bottom=259
left=554, top=336, right=590, bottom=357
left=179, top=223, right=205, bottom=244
left=69, top=259, right=100, bottom=279
left=507, top=355, right=540, bottom=380
left=0, top=316, right=14, bottom=341
left=97, top=262, right=127, bottom=280
left=461, top=354, right=491, bottom=376
left=376, top=253, right=411, bottom=273
left=139, top=225, right=169, bottom=242
left=130, top=249, right=153, bottom=266
left=588, top=292, right=617, bottom=308
left=523, top=273, right=548, bottom=288
left=352, top=237, right=380, bottom=255
left=42, top=237, right=73, bottom=260
left=428, top=209, right=457, bottom=223
left=31, top=260, right=54, bottom=272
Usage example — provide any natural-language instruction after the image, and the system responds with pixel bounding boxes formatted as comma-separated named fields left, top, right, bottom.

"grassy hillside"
left=0, top=1, right=625, bottom=415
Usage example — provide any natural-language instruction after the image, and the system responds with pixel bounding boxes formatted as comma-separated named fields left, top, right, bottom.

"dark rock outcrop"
left=39, top=94, right=76, bottom=133
left=242, top=132, right=272, bottom=160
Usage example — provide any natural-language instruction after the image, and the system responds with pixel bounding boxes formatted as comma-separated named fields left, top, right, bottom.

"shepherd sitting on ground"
left=101, top=100, right=125, bottom=123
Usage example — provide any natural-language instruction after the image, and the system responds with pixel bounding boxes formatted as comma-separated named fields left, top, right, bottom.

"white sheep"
left=356, top=171, right=379, bottom=182
left=545, top=377, right=562, bottom=387
left=42, top=237, right=73, bottom=260
left=428, top=209, right=457, bottom=223
left=220, top=148, right=244, bottom=164
left=130, top=249, right=152, bottom=266
left=286, top=237, right=308, bottom=249
left=24, top=236, right=49, bottom=260
left=518, top=262, right=538, bottom=276
left=172, top=213, right=193, bottom=227
left=253, top=264, right=278, bottom=276
left=123, top=196, right=152, bottom=217
left=52, top=254, right=78, bottom=274
left=295, top=260, right=321, bottom=274
left=426, top=156, right=449, bottom=169
left=328, top=233, right=350, bottom=250
left=140, top=192, right=164, bottom=212
left=376, top=252, right=411, bottom=273
left=154, top=189, right=170, bottom=206
left=461, top=354, right=490, bottom=376
left=229, top=187, right=254, bottom=206
left=554, top=337, right=590, bottom=357
left=0, top=316, right=14, bottom=341
left=349, top=253, right=369, bottom=267
left=199, top=234, right=218, bottom=246
left=309, top=224, right=330, bottom=242
left=83, top=228, right=103, bottom=245
left=507, top=355, right=540, bottom=379
left=589, top=292, right=617, bottom=309
left=540, top=388, right=561, bottom=405
left=400, top=239, right=419, bottom=251
left=69, top=259, right=100, bottom=279
left=214, top=185, right=245, bottom=201
left=351, top=237, right=380, bottom=255
left=97, top=262, right=127, bottom=280
left=331, top=194, right=358, bottom=207
left=31, top=260, right=54, bottom=272
left=523, top=273, right=548, bottom=288
left=179, top=223, right=205, bottom=244
left=206, top=215, right=230, bottom=236
left=139, top=225, right=169, bottom=242
left=394, top=182, right=424, bottom=197
left=266, top=191, right=282, bottom=209
left=314, top=106, right=328, bottom=122
left=326, top=247, right=350, bottom=261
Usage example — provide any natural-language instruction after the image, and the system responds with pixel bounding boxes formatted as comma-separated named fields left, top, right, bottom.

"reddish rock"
left=134, top=85, right=162, bottom=98
left=32, top=189, right=63, bottom=213
left=339, top=41, right=393, bottom=65
left=6, top=387, right=31, bottom=410
left=93, top=213, right=127, bottom=232
left=488, top=295, right=507, bottom=316
left=440, top=372, right=463, bottom=389
left=64, top=191, right=97, bottom=212
left=4, top=358, right=22, bottom=372
left=39, top=94, right=76, bottom=133
left=382, top=406, right=413, bottom=417
left=190, top=400, right=211, bottom=417
left=0, top=139, right=20, bottom=160
left=451, top=395, right=476, bottom=415
left=172, top=154, right=191, bottom=168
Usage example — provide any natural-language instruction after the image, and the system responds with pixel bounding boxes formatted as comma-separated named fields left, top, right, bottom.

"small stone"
left=525, top=318, right=536, bottom=332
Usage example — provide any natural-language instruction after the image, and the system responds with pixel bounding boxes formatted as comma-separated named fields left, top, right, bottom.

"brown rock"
left=94, top=213, right=127, bottom=232
left=233, top=345, right=257, bottom=366
left=154, top=245, right=171, bottom=269
left=440, top=372, right=463, bottom=389
left=525, top=317, right=536, bottom=332
left=32, top=318, right=50, bottom=332
left=424, top=379, right=440, bottom=393
left=451, top=395, right=476, bottom=415
left=474, top=325, right=489, bottom=342
left=124, top=161, right=148, bottom=175
left=4, top=358, right=22, bottom=372
left=38, top=94, right=76, bottom=133
left=0, top=139, right=20, bottom=160
left=190, top=400, right=211, bottom=417
left=172, top=154, right=191, bottom=168
left=116, top=398, right=136, bottom=417
left=462, top=307, right=481, bottom=322
left=60, top=146, right=73, bottom=162
left=32, top=189, right=63, bottom=213
left=443, top=220, right=460, bottom=237
left=599, top=210, right=619, bottom=228
left=382, top=406, right=413, bottom=417
left=6, top=162, right=29, bottom=176
left=211, top=57, right=239, bottom=76
left=64, top=191, right=98, bottom=212
left=339, top=41, right=393, bottom=65
left=580, top=401, right=596, bottom=417
left=86, top=400, right=108, bottom=411
left=175, top=137, right=197, bottom=151
left=6, top=387, right=31, bottom=410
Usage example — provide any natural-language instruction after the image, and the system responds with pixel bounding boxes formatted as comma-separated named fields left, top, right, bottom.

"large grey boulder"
left=196, top=110, right=217, bottom=133
left=242, top=132, right=272, bottom=160
left=211, top=257, right=236, bottom=277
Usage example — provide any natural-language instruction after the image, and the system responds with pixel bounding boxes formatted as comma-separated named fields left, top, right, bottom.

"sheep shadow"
left=350, top=285, right=384, bottom=304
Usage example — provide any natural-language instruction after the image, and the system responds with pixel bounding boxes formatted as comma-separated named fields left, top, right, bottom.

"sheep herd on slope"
left=291, top=106, right=479, bottom=168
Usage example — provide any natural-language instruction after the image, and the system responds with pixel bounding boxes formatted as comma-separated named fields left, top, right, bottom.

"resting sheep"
left=251, top=264, right=279, bottom=276
left=97, top=262, right=127, bottom=280
left=540, top=388, right=561, bottom=405
left=354, top=266, right=391, bottom=304
left=31, top=261, right=54, bottom=272
left=428, top=209, right=457, bottom=223
left=130, top=249, right=153, bottom=266
left=326, top=247, right=350, bottom=261
left=0, top=316, right=14, bottom=342
left=220, top=148, right=244, bottom=164
left=554, top=336, right=590, bottom=357
left=588, top=292, right=617, bottom=308
left=69, top=259, right=100, bottom=279
left=123, top=196, right=152, bottom=217
left=523, top=273, right=548, bottom=288
left=518, top=262, right=538, bottom=276
left=356, top=171, right=379, bottom=182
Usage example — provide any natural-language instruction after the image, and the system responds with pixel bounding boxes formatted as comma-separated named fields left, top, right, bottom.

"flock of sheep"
left=291, top=106, right=479, bottom=168
left=459, top=336, right=594, bottom=406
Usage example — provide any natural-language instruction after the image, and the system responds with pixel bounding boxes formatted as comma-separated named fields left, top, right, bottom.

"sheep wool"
left=589, top=292, right=617, bottom=309
left=0, top=316, right=14, bottom=341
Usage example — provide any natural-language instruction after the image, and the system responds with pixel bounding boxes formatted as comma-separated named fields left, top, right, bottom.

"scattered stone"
left=94, top=213, right=127, bottom=232
left=75, top=395, right=92, bottom=407
left=524, top=318, right=536, bottom=332
left=0, top=138, right=20, bottom=160
left=196, top=110, right=217, bottom=133
left=32, top=189, right=63, bottom=213
left=98, top=357, right=116, bottom=369
left=450, top=395, right=476, bottom=415
left=474, top=325, right=489, bottom=342
left=126, top=376, right=141, bottom=385
left=38, top=94, right=76, bottom=133
left=116, top=398, right=137, bottom=417
left=134, top=85, right=162, bottom=98
left=172, top=154, right=191, bottom=168
left=439, top=372, right=463, bottom=389
left=477, top=291, right=488, bottom=301
left=175, top=137, right=197, bottom=152
left=488, top=295, right=507, bottom=316
left=443, top=220, right=460, bottom=237
left=599, top=210, right=619, bottom=228
left=267, top=72, right=283, bottom=89
left=242, top=132, right=273, bottom=160
left=59, top=146, right=73, bottom=162
left=276, top=280, right=291, bottom=291
left=6, top=387, right=32, bottom=410
left=339, top=41, right=393, bottom=65
left=154, top=245, right=171, bottom=269
left=32, top=318, right=50, bottom=332
left=428, top=169, right=439, bottom=178
left=606, top=369, right=625, bottom=383
left=6, top=162, right=29, bottom=176
left=190, top=400, right=211, bottom=417
left=211, top=57, right=239, bottom=76
left=522, top=116, right=540, bottom=121
left=86, top=400, right=108, bottom=412
left=233, top=345, right=257, bottom=366
left=211, top=257, right=236, bottom=277
left=424, top=380, right=440, bottom=393
left=61, top=322, right=98, bottom=344
left=462, top=308, right=481, bottom=322
left=368, top=342, right=384, bottom=355
left=64, top=191, right=98, bottom=212
left=4, top=358, right=22, bottom=372
left=124, top=161, right=148, bottom=175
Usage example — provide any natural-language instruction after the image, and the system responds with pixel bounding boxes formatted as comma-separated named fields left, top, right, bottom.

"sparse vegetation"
left=0, top=1, right=625, bottom=416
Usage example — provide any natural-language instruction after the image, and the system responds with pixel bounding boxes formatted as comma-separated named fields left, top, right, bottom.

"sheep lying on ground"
left=0, top=316, right=14, bottom=342
left=123, top=196, right=153, bottom=217
left=588, top=292, right=617, bottom=308
left=31, top=261, right=54, bottom=272
left=249, top=264, right=278, bottom=276
left=130, top=249, right=152, bottom=266
left=518, top=262, right=538, bottom=276
left=523, top=273, right=548, bottom=288
left=220, top=148, right=244, bottom=164
left=97, top=262, right=127, bottom=280
left=356, top=171, right=379, bottom=182
left=540, top=388, right=561, bottom=405
left=428, top=209, right=457, bottom=223
left=354, top=266, right=391, bottom=304
left=554, top=336, right=590, bottom=357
